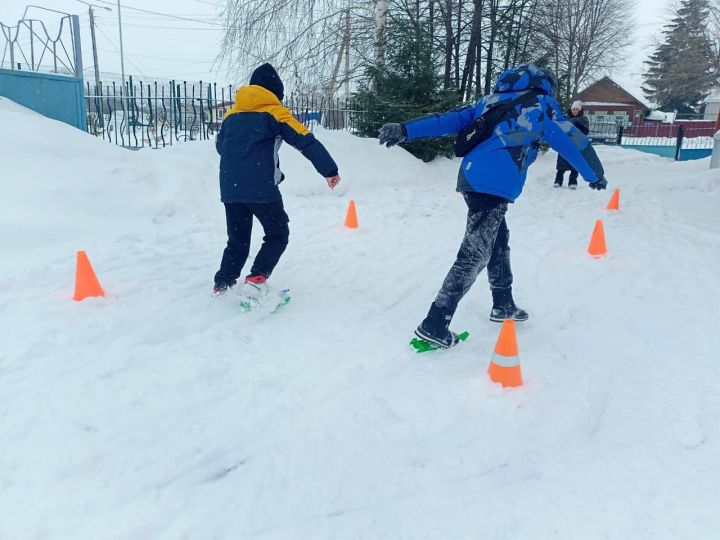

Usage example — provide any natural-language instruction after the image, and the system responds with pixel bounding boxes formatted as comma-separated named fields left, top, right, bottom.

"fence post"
left=710, top=131, right=720, bottom=169
left=70, top=15, right=83, bottom=77
left=69, top=15, right=88, bottom=131
left=29, top=20, right=35, bottom=70
left=616, top=124, right=624, bottom=146
left=674, top=125, right=684, bottom=161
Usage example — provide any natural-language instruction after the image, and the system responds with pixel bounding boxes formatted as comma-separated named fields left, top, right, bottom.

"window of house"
left=613, top=112, right=629, bottom=126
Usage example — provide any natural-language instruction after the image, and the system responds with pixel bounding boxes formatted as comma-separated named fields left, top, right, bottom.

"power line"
left=95, top=47, right=215, bottom=63
left=101, top=23, right=224, bottom=31
left=93, top=13, right=292, bottom=35
left=93, top=0, right=225, bottom=27
left=104, top=12, right=219, bottom=21
left=94, top=23, right=146, bottom=77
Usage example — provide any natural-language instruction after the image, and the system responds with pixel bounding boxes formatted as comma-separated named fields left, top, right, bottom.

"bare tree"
left=215, top=0, right=634, bottom=115
left=216, top=0, right=389, bottom=97
left=536, top=0, right=634, bottom=104
left=375, top=0, right=389, bottom=76
left=429, top=0, right=544, bottom=101
left=709, top=0, right=720, bottom=74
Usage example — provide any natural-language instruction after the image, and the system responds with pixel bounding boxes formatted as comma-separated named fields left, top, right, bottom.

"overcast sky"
left=1, top=0, right=672, bottom=101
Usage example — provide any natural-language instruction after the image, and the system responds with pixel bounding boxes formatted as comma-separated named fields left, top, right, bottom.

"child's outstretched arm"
left=378, top=102, right=481, bottom=147
left=275, top=107, right=340, bottom=189
left=404, top=104, right=478, bottom=140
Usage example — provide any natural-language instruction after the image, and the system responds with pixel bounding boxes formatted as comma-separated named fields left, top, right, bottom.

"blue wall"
left=678, top=148, right=713, bottom=161
left=0, top=68, right=87, bottom=131
left=621, top=144, right=712, bottom=161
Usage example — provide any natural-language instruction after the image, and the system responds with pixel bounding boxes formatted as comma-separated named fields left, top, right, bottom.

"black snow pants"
left=214, top=200, right=290, bottom=287
left=434, top=192, right=513, bottom=314
left=554, top=168, right=578, bottom=187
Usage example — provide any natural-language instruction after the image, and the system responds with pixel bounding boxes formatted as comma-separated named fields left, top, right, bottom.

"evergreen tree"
left=642, top=0, right=717, bottom=114
left=352, top=16, right=459, bottom=161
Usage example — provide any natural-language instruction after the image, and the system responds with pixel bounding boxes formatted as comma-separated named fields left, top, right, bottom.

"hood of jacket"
left=493, top=63, right=557, bottom=96
left=224, top=85, right=281, bottom=118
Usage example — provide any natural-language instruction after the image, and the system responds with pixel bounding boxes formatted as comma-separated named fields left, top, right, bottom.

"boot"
left=212, top=279, right=236, bottom=296
left=490, top=288, right=529, bottom=322
left=414, top=302, right=462, bottom=348
left=242, top=274, right=269, bottom=298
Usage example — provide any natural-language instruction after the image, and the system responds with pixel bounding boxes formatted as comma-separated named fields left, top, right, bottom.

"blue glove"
left=378, top=123, right=407, bottom=147
left=589, top=177, right=608, bottom=190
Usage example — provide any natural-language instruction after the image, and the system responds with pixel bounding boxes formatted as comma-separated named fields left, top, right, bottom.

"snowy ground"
left=1, top=97, right=719, bottom=539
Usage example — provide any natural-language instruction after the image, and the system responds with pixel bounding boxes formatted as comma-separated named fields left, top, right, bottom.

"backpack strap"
left=453, top=89, right=540, bottom=157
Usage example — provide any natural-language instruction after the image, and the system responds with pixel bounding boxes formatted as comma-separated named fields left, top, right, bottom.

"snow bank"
left=1, top=99, right=719, bottom=539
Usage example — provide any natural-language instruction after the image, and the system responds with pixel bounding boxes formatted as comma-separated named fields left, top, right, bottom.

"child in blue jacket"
left=213, top=64, right=340, bottom=295
left=379, top=63, right=608, bottom=348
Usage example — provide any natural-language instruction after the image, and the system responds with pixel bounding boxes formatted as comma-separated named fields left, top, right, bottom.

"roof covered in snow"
left=582, top=101, right=640, bottom=107
left=576, top=76, right=648, bottom=109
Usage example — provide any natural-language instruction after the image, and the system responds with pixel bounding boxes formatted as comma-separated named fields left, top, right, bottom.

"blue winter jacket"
left=404, top=64, right=605, bottom=202
left=215, top=85, right=338, bottom=203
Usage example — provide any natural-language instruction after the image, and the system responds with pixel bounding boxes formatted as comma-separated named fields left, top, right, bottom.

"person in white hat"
left=554, top=100, right=590, bottom=189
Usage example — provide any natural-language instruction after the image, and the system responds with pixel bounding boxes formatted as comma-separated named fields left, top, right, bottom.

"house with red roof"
left=574, top=76, right=647, bottom=128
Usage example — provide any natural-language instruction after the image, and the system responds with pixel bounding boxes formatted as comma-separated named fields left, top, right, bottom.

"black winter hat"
left=249, top=63, right=284, bottom=101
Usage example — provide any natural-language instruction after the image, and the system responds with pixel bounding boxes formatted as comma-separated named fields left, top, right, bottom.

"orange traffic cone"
left=587, top=219, right=607, bottom=257
left=344, top=199, right=358, bottom=228
left=606, top=189, right=620, bottom=210
left=73, top=251, right=105, bottom=301
left=488, top=320, right=523, bottom=388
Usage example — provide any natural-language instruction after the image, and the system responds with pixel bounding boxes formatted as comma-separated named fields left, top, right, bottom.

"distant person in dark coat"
left=212, top=63, right=341, bottom=295
left=554, top=100, right=590, bottom=189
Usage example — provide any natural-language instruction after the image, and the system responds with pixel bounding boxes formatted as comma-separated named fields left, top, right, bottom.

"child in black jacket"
left=213, top=64, right=340, bottom=295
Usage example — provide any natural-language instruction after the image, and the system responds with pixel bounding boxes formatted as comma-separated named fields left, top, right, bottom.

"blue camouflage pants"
left=434, top=192, right=513, bottom=313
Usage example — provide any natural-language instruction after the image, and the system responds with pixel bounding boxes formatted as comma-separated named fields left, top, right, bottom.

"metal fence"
left=285, top=94, right=370, bottom=133
left=588, top=122, right=623, bottom=144
left=590, top=117, right=716, bottom=161
left=83, top=80, right=717, bottom=161
left=1, top=14, right=81, bottom=75
left=86, top=78, right=232, bottom=148
left=85, top=79, right=364, bottom=148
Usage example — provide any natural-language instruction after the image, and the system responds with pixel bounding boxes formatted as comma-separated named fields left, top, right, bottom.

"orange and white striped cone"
left=487, top=319, right=523, bottom=388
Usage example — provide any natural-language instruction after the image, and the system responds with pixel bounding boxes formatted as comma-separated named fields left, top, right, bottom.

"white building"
left=703, top=92, right=720, bottom=121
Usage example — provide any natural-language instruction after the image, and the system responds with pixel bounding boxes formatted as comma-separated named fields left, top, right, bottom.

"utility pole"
left=88, top=6, right=100, bottom=90
left=117, top=0, right=126, bottom=89
left=73, top=1, right=112, bottom=90
left=343, top=8, right=351, bottom=97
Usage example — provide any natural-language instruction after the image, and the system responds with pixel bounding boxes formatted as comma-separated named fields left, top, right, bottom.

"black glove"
left=589, top=177, right=608, bottom=190
left=378, top=123, right=407, bottom=147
